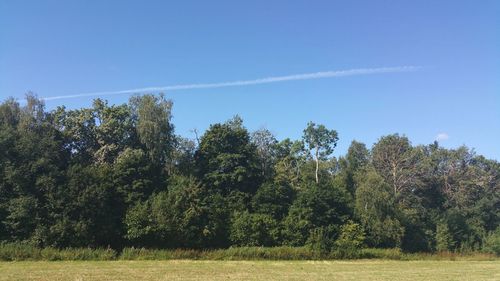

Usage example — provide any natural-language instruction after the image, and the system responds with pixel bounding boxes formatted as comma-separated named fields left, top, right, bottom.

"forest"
left=0, top=93, right=499, bottom=255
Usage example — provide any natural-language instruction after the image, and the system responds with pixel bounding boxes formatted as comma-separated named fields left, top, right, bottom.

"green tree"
left=283, top=182, right=351, bottom=246
left=251, top=182, right=295, bottom=220
left=113, top=148, right=158, bottom=205
left=167, top=136, right=196, bottom=176
left=435, top=221, right=455, bottom=252
left=482, top=227, right=500, bottom=256
left=251, top=128, right=278, bottom=180
left=48, top=164, right=122, bottom=248
left=372, top=134, right=421, bottom=198
left=92, top=99, right=136, bottom=164
left=195, top=116, right=261, bottom=194
left=130, top=94, right=174, bottom=165
left=305, top=226, right=337, bottom=255
left=4, top=196, right=39, bottom=242
left=334, top=221, right=366, bottom=258
left=230, top=211, right=280, bottom=246
left=1, top=94, right=69, bottom=246
left=273, top=139, right=307, bottom=189
left=355, top=169, right=404, bottom=248
left=125, top=176, right=231, bottom=248
left=336, top=141, right=369, bottom=195
left=303, top=122, right=338, bottom=183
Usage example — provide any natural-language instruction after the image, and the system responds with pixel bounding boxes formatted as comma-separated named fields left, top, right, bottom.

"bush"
left=305, top=226, right=336, bottom=257
left=435, top=222, right=455, bottom=252
left=333, top=221, right=365, bottom=258
left=282, top=183, right=351, bottom=246
left=482, top=228, right=500, bottom=256
left=230, top=212, right=280, bottom=247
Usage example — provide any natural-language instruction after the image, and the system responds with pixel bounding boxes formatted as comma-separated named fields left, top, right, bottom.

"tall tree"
left=273, top=138, right=307, bottom=189
left=303, top=122, right=338, bottom=183
left=354, top=169, right=404, bottom=248
left=337, top=140, right=370, bottom=195
left=129, top=94, right=174, bottom=165
left=92, top=99, right=136, bottom=164
left=251, top=128, right=278, bottom=179
left=195, top=116, right=261, bottom=194
left=371, top=134, right=422, bottom=199
left=283, top=182, right=351, bottom=246
left=251, top=182, right=295, bottom=220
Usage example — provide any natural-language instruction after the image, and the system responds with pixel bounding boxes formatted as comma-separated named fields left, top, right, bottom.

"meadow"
left=1, top=260, right=499, bottom=281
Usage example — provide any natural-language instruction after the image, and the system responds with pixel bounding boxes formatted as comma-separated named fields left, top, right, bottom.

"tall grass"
left=0, top=243, right=117, bottom=261
left=108, top=247, right=500, bottom=261
left=120, top=247, right=317, bottom=260
left=360, top=248, right=497, bottom=261
left=0, top=243, right=497, bottom=261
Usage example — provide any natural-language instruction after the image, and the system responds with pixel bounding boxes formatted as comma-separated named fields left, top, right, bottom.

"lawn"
left=0, top=260, right=499, bottom=281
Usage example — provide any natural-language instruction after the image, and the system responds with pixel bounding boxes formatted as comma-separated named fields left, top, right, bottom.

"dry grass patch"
left=0, top=260, right=499, bottom=281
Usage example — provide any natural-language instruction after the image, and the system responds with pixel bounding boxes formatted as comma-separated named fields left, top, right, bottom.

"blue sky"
left=1, top=1, right=499, bottom=159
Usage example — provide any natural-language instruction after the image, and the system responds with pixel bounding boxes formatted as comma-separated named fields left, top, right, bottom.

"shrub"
left=482, top=228, right=500, bottom=256
left=305, top=226, right=336, bottom=257
left=333, top=221, right=365, bottom=258
left=435, top=222, right=455, bottom=252
left=230, top=212, right=280, bottom=247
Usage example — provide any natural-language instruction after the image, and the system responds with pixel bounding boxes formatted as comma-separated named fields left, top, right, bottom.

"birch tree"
left=303, top=122, right=338, bottom=183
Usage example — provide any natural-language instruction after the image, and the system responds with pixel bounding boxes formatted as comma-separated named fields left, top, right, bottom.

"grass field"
left=0, top=260, right=499, bottom=281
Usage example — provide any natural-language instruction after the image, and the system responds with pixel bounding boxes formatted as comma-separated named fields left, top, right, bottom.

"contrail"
left=42, top=66, right=421, bottom=101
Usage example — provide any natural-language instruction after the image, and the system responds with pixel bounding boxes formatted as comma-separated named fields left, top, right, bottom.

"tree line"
left=0, top=93, right=499, bottom=254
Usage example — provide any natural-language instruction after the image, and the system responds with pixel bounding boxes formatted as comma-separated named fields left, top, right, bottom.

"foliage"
left=251, top=128, right=278, bottom=180
left=129, top=94, right=174, bottom=165
left=273, top=138, right=307, bottom=188
left=0, top=243, right=496, bottom=262
left=0, top=243, right=116, bottom=261
left=355, top=169, right=404, bottom=248
left=283, top=182, right=351, bottom=246
left=303, top=122, right=338, bottom=183
left=230, top=212, right=280, bottom=247
left=336, top=140, right=369, bottom=195
left=435, top=221, right=455, bottom=252
left=333, top=221, right=365, bottom=258
left=0, top=94, right=498, bottom=256
left=371, top=134, right=421, bottom=198
left=482, top=227, right=500, bottom=256
left=251, top=182, right=295, bottom=220
left=305, top=226, right=336, bottom=256
left=195, top=116, right=261, bottom=194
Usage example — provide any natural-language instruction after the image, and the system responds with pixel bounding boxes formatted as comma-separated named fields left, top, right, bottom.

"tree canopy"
left=0, top=93, right=498, bottom=254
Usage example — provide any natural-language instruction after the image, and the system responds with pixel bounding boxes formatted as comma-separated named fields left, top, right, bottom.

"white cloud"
left=40, top=66, right=421, bottom=101
left=435, top=133, right=449, bottom=142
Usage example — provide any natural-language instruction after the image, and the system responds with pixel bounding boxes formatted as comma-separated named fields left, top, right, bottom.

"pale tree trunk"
left=315, top=148, right=319, bottom=183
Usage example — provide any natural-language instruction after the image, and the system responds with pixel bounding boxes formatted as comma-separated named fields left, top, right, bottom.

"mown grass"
left=0, top=243, right=497, bottom=262
left=0, top=260, right=499, bottom=281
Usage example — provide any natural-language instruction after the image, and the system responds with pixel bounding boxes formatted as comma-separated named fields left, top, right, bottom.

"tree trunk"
left=315, top=148, right=319, bottom=183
